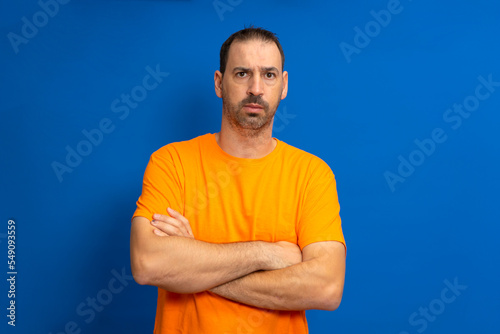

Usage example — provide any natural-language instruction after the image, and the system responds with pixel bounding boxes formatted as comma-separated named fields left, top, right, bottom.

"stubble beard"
left=221, top=89, right=281, bottom=138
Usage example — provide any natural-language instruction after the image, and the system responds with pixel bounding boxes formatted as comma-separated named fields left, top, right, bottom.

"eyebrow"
left=261, top=66, right=279, bottom=73
left=232, top=66, right=280, bottom=73
left=232, top=67, right=250, bottom=73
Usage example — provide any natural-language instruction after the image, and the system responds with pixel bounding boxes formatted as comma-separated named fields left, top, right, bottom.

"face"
left=215, top=39, right=288, bottom=134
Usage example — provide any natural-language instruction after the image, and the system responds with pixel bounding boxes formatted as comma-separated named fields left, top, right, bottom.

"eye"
left=265, top=72, right=276, bottom=79
left=236, top=72, right=247, bottom=78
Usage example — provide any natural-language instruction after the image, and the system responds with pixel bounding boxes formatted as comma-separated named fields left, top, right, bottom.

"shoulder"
left=151, top=133, right=211, bottom=162
left=278, top=140, right=334, bottom=177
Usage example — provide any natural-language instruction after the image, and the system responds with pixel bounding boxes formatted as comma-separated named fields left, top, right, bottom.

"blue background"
left=1, top=0, right=499, bottom=333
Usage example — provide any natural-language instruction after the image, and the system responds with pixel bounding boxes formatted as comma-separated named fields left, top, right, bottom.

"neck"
left=216, top=120, right=276, bottom=159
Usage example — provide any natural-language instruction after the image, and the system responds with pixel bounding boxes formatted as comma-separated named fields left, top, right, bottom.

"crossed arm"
left=130, top=208, right=345, bottom=311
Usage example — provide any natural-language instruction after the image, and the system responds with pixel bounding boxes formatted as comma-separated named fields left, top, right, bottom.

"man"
left=130, top=27, right=346, bottom=333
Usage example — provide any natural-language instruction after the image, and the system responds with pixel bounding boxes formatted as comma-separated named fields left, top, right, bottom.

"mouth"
left=243, top=104, right=264, bottom=113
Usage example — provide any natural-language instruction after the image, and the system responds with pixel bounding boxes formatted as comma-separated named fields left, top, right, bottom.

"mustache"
left=239, top=95, right=269, bottom=109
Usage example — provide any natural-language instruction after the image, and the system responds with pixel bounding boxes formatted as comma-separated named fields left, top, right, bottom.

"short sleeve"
left=132, top=147, right=183, bottom=222
left=297, top=159, right=346, bottom=252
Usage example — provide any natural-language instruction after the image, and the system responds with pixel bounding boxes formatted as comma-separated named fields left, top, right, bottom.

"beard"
left=222, top=89, right=281, bottom=136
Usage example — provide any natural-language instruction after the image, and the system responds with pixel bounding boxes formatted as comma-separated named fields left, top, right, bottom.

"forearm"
left=211, top=257, right=343, bottom=311
left=131, top=215, right=301, bottom=295
left=132, top=233, right=270, bottom=293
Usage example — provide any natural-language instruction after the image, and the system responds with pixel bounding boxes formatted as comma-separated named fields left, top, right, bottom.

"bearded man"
left=130, top=27, right=346, bottom=334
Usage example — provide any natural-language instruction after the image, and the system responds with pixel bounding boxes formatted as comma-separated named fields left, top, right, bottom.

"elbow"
left=322, top=294, right=342, bottom=311
left=131, top=248, right=160, bottom=286
left=131, top=250, right=183, bottom=291
left=318, top=282, right=344, bottom=311
left=131, top=255, right=152, bottom=286
left=132, top=268, right=150, bottom=286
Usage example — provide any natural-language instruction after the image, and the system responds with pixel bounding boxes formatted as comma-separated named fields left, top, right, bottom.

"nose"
left=247, top=75, right=264, bottom=96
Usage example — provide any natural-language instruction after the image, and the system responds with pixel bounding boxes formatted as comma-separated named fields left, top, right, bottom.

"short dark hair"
left=219, top=27, right=285, bottom=75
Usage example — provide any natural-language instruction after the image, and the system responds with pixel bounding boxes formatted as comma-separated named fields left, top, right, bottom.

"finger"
left=166, top=207, right=186, bottom=222
left=152, top=211, right=193, bottom=238
left=151, top=219, right=186, bottom=237
left=153, top=229, right=168, bottom=237
left=166, top=208, right=193, bottom=237
left=153, top=212, right=185, bottom=229
left=153, top=213, right=189, bottom=236
left=167, top=208, right=189, bottom=225
left=153, top=213, right=171, bottom=223
left=167, top=208, right=194, bottom=237
left=155, top=216, right=185, bottom=231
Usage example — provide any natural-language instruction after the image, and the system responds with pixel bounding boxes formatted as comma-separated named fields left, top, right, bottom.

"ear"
left=281, top=71, right=288, bottom=100
left=214, top=70, right=223, bottom=98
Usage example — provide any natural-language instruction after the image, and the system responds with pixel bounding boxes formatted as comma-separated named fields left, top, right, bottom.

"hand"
left=265, top=241, right=302, bottom=270
left=151, top=208, right=194, bottom=238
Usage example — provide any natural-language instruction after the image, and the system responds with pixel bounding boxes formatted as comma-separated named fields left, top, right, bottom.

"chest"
left=182, top=161, right=307, bottom=244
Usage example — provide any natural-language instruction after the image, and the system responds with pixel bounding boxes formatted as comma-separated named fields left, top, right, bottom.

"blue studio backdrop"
left=1, top=0, right=499, bottom=333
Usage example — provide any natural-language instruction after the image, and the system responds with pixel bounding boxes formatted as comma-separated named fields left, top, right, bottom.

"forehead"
left=227, top=39, right=282, bottom=70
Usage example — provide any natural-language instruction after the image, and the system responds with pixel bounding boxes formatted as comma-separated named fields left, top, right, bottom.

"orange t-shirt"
left=133, top=133, right=345, bottom=334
